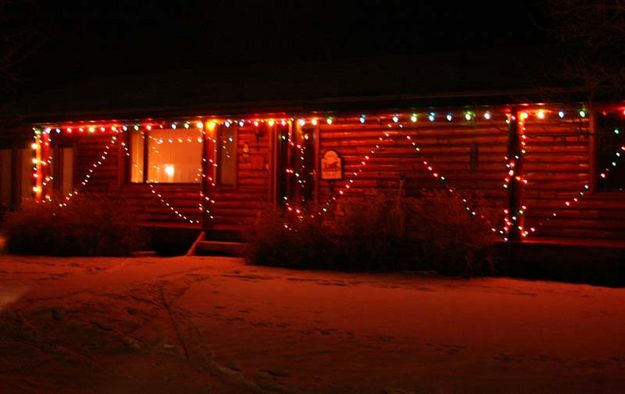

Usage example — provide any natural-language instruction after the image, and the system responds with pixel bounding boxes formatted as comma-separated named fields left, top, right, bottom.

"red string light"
left=33, top=108, right=597, bottom=236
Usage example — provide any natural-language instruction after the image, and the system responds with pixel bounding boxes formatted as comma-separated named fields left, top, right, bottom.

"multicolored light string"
left=533, top=143, right=625, bottom=231
left=39, top=134, right=118, bottom=207
left=284, top=117, right=496, bottom=233
left=148, top=184, right=200, bottom=224
left=34, top=107, right=599, bottom=236
left=500, top=111, right=530, bottom=240
left=122, top=128, right=211, bottom=224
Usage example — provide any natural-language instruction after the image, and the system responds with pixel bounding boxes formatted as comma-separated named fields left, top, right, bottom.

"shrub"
left=409, top=190, right=497, bottom=276
left=245, top=190, right=497, bottom=276
left=332, top=193, right=415, bottom=271
left=244, top=205, right=336, bottom=269
left=2, top=194, right=148, bottom=256
left=246, top=193, right=417, bottom=272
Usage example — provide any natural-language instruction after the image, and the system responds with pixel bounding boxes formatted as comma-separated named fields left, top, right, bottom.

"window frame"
left=52, top=143, right=77, bottom=196
left=126, top=125, right=238, bottom=188
left=214, top=124, right=238, bottom=189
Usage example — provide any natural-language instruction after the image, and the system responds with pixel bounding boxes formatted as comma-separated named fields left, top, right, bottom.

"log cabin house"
left=1, top=51, right=624, bottom=253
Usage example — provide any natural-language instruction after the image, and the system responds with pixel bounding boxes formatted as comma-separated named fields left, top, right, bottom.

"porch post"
left=506, top=108, right=525, bottom=241
left=268, top=122, right=276, bottom=206
left=588, top=109, right=597, bottom=192
left=201, top=122, right=214, bottom=231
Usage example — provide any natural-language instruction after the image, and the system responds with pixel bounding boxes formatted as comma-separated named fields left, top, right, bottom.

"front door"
left=275, top=120, right=317, bottom=208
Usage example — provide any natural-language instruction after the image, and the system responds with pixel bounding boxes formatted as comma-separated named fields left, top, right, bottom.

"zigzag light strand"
left=148, top=184, right=200, bottom=224
left=501, top=112, right=530, bottom=240
left=33, top=108, right=585, bottom=138
left=534, top=144, right=625, bottom=231
left=284, top=118, right=495, bottom=234
left=33, top=108, right=591, bottom=234
left=122, top=129, right=211, bottom=225
left=43, top=134, right=118, bottom=207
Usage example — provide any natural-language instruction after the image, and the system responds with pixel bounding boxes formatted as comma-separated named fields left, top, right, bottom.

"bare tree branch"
left=0, top=0, right=41, bottom=93
left=547, top=0, right=625, bottom=101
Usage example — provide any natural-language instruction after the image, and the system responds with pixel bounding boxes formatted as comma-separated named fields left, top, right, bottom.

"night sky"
left=10, top=1, right=549, bottom=97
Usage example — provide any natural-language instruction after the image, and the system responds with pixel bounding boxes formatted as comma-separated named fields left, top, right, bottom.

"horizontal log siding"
left=318, top=115, right=509, bottom=232
left=64, top=126, right=272, bottom=231
left=209, top=124, right=272, bottom=231
left=50, top=110, right=625, bottom=241
left=119, top=184, right=202, bottom=226
left=63, top=135, right=173, bottom=224
left=74, top=134, right=121, bottom=192
left=523, top=117, right=625, bottom=240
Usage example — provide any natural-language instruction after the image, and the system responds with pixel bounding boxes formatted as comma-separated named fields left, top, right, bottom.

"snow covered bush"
left=2, top=194, right=147, bottom=256
left=409, top=190, right=497, bottom=276
left=331, top=193, right=415, bottom=270
left=246, top=190, right=497, bottom=276
left=245, top=205, right=335, bottom=268
left=245, top=193, right=415, bottom=271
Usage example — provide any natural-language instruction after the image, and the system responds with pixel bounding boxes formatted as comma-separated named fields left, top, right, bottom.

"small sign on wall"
left=321, top=150, right=342, bottom=180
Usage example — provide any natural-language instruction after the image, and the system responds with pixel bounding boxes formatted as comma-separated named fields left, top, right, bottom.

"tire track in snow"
left=157, top=277, right=278, bottom=393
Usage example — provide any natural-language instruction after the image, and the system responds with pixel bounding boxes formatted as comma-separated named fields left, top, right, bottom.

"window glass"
left=20, top=149, right=33, bottom=201
left=217, top=126, right=236, bottom=186
left=130, top=131, right=145, bottom=183
left=147, top=128, right=202, bottom=183
left=61, top=147, right=74, bottom=195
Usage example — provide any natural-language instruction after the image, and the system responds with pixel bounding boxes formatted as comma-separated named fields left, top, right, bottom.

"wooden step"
left=195, top=240, right=246, bottom=256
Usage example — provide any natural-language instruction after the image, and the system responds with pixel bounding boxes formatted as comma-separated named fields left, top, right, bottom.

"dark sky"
left=11, top=0, right=548, bottom=96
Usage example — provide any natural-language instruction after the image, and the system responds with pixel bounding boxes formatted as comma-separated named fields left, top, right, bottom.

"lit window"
left=59, top=147, right=74, bottom=195
left=129, top=131, right=145, bottom=183
left=217, top=126, right=236, bottom=186
left=129, top=128, right=203, bottom=183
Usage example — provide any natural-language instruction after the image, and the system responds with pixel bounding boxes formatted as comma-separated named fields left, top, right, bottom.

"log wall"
left=38, top=107, right=625, bottom=242
left=523, top=116, right=625, bottom=241
left=317, top=114, right=509, bottom=233
left=0, top=120, right=37, bottom=209
left=317, top=112, right=625, bottom=242
left=51, top=124, right=273, bottom=232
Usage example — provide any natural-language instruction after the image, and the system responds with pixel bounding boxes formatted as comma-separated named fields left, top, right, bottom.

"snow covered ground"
left=0, top=255, right=624, bottom=393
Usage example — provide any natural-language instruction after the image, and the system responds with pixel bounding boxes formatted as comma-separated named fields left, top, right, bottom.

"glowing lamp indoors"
left=164, top=164, right=175, bottom=181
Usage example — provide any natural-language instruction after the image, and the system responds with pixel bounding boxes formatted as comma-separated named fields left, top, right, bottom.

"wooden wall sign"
left=321, top=150, right=342, bottom=180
